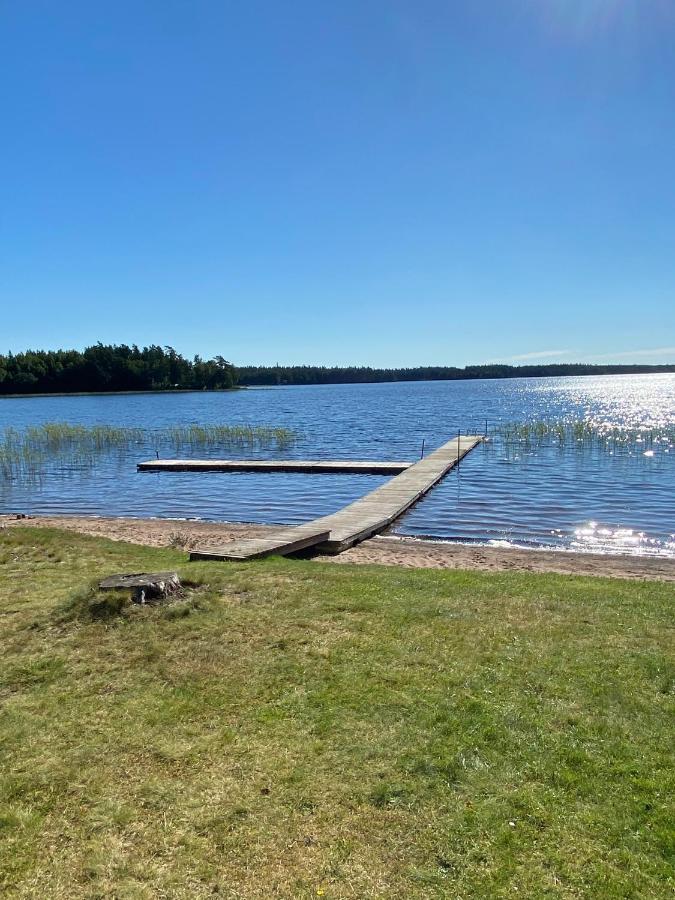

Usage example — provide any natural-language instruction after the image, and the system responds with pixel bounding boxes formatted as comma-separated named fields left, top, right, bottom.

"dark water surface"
left=1, top=375, right=673, bottom=556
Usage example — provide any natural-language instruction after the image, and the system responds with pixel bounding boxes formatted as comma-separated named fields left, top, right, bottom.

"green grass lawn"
left=0, top=527, right=672, bottom=898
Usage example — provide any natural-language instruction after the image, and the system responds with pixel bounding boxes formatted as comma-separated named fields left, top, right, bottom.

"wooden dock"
left=189, top=435, right=482, bottom=561
left=192, top=525, right=332, bottom=561
left=138, top=459, right=411, bottom=475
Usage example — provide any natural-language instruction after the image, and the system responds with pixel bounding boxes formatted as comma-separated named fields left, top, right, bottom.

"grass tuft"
left=56, top=583, right=133, bottom=622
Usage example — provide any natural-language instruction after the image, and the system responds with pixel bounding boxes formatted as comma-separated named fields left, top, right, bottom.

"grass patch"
left=0, top=526, right=673, bottom=897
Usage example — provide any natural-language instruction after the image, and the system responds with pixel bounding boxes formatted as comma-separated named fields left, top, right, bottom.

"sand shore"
left=2, top=514, right=675, bottom=582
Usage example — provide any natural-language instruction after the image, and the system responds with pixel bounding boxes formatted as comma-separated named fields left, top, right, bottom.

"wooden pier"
left=188, top=435, right=482, bottom=561
left=138, top=459, right=411, bottom=475
left=192, top=524, right=333, bottom=561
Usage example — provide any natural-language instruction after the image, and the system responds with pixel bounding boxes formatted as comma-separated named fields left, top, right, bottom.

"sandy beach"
left=3, top=513, right=674, bottom=582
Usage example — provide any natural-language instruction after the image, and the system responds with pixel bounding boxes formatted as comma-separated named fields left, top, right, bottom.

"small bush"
left=168, top=531, right=192, bottom=549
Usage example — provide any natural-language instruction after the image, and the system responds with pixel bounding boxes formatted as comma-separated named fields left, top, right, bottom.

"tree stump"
left=98, top=572, right=181, bottom=604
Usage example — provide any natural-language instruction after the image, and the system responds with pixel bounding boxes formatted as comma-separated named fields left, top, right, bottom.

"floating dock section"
left=138, top=459, right=411, bottom=475
left=187, top=435, right=482, bottom=561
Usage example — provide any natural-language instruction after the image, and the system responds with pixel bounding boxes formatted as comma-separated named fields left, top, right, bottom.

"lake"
left=1, top=374, right=673, bottom=557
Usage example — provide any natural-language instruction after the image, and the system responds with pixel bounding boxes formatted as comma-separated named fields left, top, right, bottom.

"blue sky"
left=1, top=1, right=674, bottom=367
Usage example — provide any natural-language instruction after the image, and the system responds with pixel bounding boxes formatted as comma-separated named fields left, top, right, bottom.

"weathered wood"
left=188, top=436, right=483, bottom=562
left=189, top=528, right=331, bottom=561
left=138, top=459, right=411, bottom=475
left=99, top=571, right=181, bottom=603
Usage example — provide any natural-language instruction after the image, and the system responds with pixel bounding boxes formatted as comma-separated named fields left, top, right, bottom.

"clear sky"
left=2, top=1, right=674, bottom=367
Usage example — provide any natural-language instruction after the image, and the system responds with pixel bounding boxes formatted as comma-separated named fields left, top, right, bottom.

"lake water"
left=1, top=374, right=673, bottom=557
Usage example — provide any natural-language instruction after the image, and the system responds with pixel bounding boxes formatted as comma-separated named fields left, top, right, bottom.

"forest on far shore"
left=0, top=343, right=673, bottom=394
left=0, top=345, right=237, bottom=394
left=237, top=362, right=675, bottom=385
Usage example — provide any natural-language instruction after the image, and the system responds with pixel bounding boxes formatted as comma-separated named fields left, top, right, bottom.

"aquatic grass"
left=0, top=422, right=297, bottom=483
left=24, top=423, right=145, bottom=451
left=165, top=424, right=296, bottom=451
left=0, top=424, right=147, bottom=483
left=494, top=418, right=675, bottom=454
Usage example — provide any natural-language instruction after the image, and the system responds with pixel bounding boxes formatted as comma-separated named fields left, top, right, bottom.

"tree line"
left=0, top=344, right=237, bottom=394
left=0, top=345, right=672, bottom=394
left=236, top=363, right=675, bottom=385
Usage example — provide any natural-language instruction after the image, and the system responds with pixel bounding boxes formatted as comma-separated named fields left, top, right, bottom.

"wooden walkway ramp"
left=189, top=436, right=482, bottom=561
left=138, top=459, right=411, bottom=475
left=192, top=524, right=332, bottom=561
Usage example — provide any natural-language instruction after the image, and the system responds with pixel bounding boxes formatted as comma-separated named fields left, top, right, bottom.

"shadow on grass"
left=55, top=578, right=213, bottom=624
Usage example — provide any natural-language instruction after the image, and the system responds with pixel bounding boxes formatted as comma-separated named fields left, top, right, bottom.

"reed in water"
left=495, top=419, right=673, bottom=452
left=165, top=424, right=295, bottom=450
left=0, top=422, right=297, bottom=482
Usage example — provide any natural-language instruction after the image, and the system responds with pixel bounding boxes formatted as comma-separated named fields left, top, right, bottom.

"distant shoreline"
left=237, top=363, right=675, bottom=387
left=0, top=387, right=243, bottom=400
left=1, top=367, right=673, bottom=398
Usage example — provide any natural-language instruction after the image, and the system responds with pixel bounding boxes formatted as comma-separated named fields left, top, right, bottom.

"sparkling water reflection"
left=0, top=374, right=673, bottom=556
